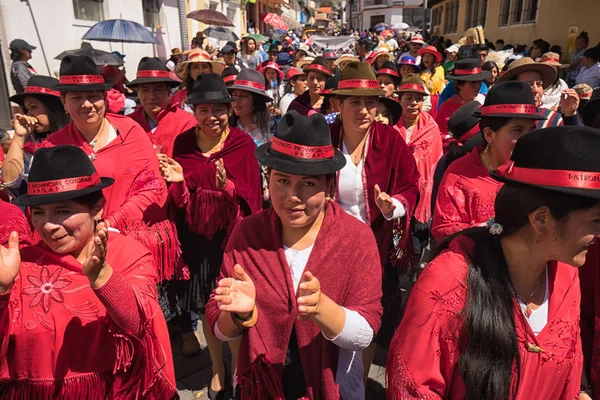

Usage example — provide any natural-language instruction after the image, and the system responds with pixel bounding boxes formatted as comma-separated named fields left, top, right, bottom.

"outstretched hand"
left=297, top=271, right=321, bottom=320
left=374, top=184, right=396, bottom=219
left=158, top=154, right=184, bottom=183
left=0, top=232, right=21, bottom=294
left=214, top=264, right=256, bottom=316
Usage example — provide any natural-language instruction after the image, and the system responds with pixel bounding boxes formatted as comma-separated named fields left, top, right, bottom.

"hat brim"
left=13, top=177, right=114, bottom=207
left=302, top=66, right=333, bottom=77
left=472, top=108, right=546, bottom=120
left=496, top=63, right=557, bottom=89
left=418, top=50, right=442, bottom=64
left=379, top=97, right=402, bottom=125
left=398, top=63, right=422, bottom=72
left=447, top=71, right=491, bottom=81
left=56, top=82, right=113, bottom=92
left=186, top=96, right=236, bottom=105
left=255, top=145, right=346, bottom=176
left=176, top=61, right=225, bottom=80
left=395, top=88, right=429, bottom=96
left=334, top=57, right=360, bottom=67
left=9, top=91, right=59, bottom=104
left=128, top=77, right=180, bottom=88
left=490, top=172, right=600, bottom=200
left=228, top=85, right=273, bottom=102
left=330, top=88, right=386, bottom=96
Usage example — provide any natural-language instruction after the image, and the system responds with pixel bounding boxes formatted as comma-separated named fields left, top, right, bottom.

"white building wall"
left=0, top=0, right=183, bottom=96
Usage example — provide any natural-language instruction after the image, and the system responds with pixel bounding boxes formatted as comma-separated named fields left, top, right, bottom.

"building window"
left=143, top=0, right=161, bottom=27
left=498, top=0, right=510, bottom=26
left=209, top=2, right=218, bottom=10
left=227, top=7, right=236, bottom=23
left=465, top=0, right=487, bottom=29
left=523, top=0, right=539, bottom=22
left=510, top=0, right=523, bottom=24
left=499, top=0, right=538, bottom=26
left=370, top=15, right=385, bottom=28
left=73, top=0, right=104, bottom=21
left=432, top=6, right=442, bottom=28
left=443, top=0, right=458, bottom=34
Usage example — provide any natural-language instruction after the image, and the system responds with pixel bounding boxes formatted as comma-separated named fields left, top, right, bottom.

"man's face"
left=477, top=50, right=489, bottom=63
left=410, top=42, right=422, bottom=54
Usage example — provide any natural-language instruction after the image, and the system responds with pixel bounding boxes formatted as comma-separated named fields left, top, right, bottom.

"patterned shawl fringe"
left=185, top=188, right=240, bottom=242
left=238, top=354, right=286, bottom=400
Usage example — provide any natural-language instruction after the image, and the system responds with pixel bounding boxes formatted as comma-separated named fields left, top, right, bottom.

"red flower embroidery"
left=22, top=267, right=71, bottom=313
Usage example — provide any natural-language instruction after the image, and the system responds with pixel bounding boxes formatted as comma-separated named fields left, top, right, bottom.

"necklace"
left=480, top=149, right=494, bottom=171
left=515, top=268, right=546, bottom=319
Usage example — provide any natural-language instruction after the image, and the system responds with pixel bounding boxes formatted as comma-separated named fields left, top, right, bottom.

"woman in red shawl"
left=431, top=81, right=546, bottom=242
left=127, top=57, right=196, bottom=157
left=38, top=55, right=182, bottom=291
left=394, top=73, right=443, bottom=230
left=288, top=57, right=332, bottom=116
left=159, top=73, right=262, bottom=398
left=204, top=111, right=383, bottom=400
left=435, top=59, right=489, bottom=145
left=0, top=145, right=176, bottom=398
left=328, top=61, right=420, bottom=381
left=387, top=126, right=600, bottom=400
left=0, top=199, right=32, bottom=246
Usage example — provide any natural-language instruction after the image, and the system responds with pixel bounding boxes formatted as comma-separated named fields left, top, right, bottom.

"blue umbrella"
left=82, top=19, right=158, bottom=44
left=374, top=22, right=388, bottom=32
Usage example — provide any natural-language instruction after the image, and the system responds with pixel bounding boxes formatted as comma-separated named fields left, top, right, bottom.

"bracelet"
left=231, top=306, right=258, bottom=329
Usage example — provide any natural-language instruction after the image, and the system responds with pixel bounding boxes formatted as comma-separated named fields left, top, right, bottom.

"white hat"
left=410, top=34, right=425, bottom=44
left=446, top=44, right=460, bottom=53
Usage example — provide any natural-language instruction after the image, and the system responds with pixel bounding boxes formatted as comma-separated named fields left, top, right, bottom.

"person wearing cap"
left=0, top=145, right=177, bottom=398
left=229, top=68, right=277, bottom=147
left=418, top=45, right=445, bottom=100
left=276, top=52, right=294, bottom=75
left=376, top=61, right=401, bottom=99
left=394, top=73, right=443, bottom=231
left=442, top=44, right=459, bottom=75
left=259, top=62, right=285, bottom=116
left=9, top=38, right=37, bottom=94
left=159, top=73, right=262, bottom=398
left=221, top=65, right=239, bottom=88
left=288, top=57, right=333, bottom=117
left=399, top=34, right=425, bottom=65
left=3, top=76, right=70, bottom=198
left=397, top=55, right=421, bottom=78
left=329, top=62, right=420, bottom=379
left=389, top=125, right=600, bottom=400
left=279, top=67, right=307, bottom=115
left=322, top=49, right=338, bottom=71
left=165, top=48, right=183, bottom=72
left=238, top=37, right=260, bottom=69
left=436, top=58, right=490, bottom=138
left=39, top=55, right=182, bottom=295
left=127, top=57, right=197, bottom=157
left=431, top=81, right=546, bottom=242
left=221, top=41, right=242, bottom=72
left=171, top=49, right=226, bottom=112
left=205, top=110, right=383, bottom=400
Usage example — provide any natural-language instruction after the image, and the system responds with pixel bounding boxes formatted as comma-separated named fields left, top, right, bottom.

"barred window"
left=443, top=0, right=458, bottom=34
left=510, top=0, right=524, bottom=24
left=523, top=0, right=539, bottom=22
left=498, top=0, right=510, bottom=26
left=73, top=0, right=104, bottom=21
left=143, top=0, right=161, bottom=27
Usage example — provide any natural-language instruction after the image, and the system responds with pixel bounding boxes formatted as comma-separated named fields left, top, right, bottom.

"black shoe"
left=208, top=386, right=226, bottom=400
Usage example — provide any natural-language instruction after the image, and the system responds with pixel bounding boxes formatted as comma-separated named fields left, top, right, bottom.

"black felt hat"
left=13, top=145, right=113, bottom=206
left=228, top=68, right=273, bottom=102
left=186, top=73, right=236, bottom=105
left=379, top=97, right=402, bottom=125
left=221, top=66, right=239, bottom=85
left=447, top=58, right=491, bottom=81
left=128, top=57, right=179, bottom=88
left=321, top=75, right=340, bottom=96
left=9, top=75, right=60, bottom=104
left=491, top=126, right=600, bottom=199
left=255, top=110, right=346, bottom=175
left=55, top=55, right=112, bottom=92
left=473, top=81, right=546, bottom=120
left=449, top=101, right=481, bottom=142
left=581, top=87, right=600, bottom=127
left=376, top=61, right=401, bottom=84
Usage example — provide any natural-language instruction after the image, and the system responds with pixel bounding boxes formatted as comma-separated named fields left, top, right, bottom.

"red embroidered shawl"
left=0, top=200, right=32, bottom=246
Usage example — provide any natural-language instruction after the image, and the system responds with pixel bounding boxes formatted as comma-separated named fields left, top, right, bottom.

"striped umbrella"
left=82, top=19, right=158, bottom=44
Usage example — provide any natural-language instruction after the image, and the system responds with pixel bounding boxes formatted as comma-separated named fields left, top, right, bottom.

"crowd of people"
left=1, top=23, right=600, bottom=400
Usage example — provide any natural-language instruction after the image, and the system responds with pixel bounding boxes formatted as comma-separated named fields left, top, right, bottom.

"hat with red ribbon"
left=331, top=61, right=385, bottom=96
left=258, top=62, right=284, bottom=82
left=286, top=67, right=306, bottom=81
left=447, top=58, right=491, bottom=81
left=255, top=110, right=346, bottom=176
left=55, top=55, right=112, bottom=92
left=473, top=81, right=545, bottom=120
left=9, top=75, right=61, bottom=105
left=491, top=126, right=600, bottom=199
left=418, top=45, right=442, bottom=64
left=228, top=68, right=273, bottom=102
left=13, top=145, right=114, bottom=207
left=302, top=56, right=333, bottom=77
left=395, top=73, right=428, bottom=96
left=128, top=57, right=180, bottom=88
left=376, top=61, right=401, bottom=83
left=221, top=66, right=239, bottom=85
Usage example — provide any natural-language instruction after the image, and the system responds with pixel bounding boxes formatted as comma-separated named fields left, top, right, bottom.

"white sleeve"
left=214, top=318, right=243, bottom=342
left=323, top=307, right=374, bottom=351
left=384, top=197, right=406, bottom=220
left=279, top=95, right=293, bottom=115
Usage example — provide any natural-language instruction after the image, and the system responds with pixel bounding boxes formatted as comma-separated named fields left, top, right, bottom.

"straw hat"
left=175, top=49, right=225, bottom=80
left=334, top=54, right=360, bottom=67
left=539, top=52, right=569, bottom=68
left=496, top=57, right=557, bottom=89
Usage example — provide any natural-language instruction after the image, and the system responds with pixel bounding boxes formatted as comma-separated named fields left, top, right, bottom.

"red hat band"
left=233, top=80, right=265, bottom=91
left=503, top=164, right=600, bottom=189
left=480, top=104, right=538, bottom=116
left=137, top=70, right=170, bottom=78
left=541, top=57, right=561, bottom=63
left=59, top=75, right=105, bottom=85
left=223, top=75, right=237, bottom=83
left=377, top=68, right=399, bottom=78
left=399, top=83, right=425, bottom=92
left=338, top=79, right=380, bottom=89
left=453, top=67, right=483, bottom=76
left=28, top=173, right=102, bottom=195
left=24, top=86, right=60, bottom=97
left=306, top=63, right=331, bottom=75
left=271, top=137, right=334, bottom=159
left=324, top=52, right=337, bottom=58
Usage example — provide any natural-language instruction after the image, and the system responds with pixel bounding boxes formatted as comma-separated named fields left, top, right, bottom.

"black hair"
left=533, top=40, right=550, bottom=55
left=475, top=44, right=489, bottom=52
left=503, top=44, right=515, bottom=51
left=358, top=37, right=375, bottom=51
left=432, top=183, right=599, bottom=400
left=577, top=31, right=590, bottom=47
left=479, top=116, right=512, bottom=140
left=550, top=45, right=562, bottom=56
left=482, top=61, right=498, bottom=72
left=229, top=91, right=271, bottom=143
left=496, top=39, right=505, bottom=46
left=515, top=45, right=527, bottom=54
left=10, top=50, right=22, bottom=62
left=23, top=94, right=71, bottom=136
left=584, top=47, right=599, bottom=63
left=502, top=58, right=516, bottom=72
left=72, top=190, right=105, bottom=209
left=284, top=75, right=301, bottom=94
left=295, top=49, right=307, bottom=59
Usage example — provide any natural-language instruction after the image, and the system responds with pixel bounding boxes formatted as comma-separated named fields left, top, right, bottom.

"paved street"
left=173, top=321, right=388, bottom=399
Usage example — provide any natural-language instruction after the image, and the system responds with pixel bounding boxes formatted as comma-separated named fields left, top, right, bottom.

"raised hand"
left=214, top=264, right=256, bottom=316
left=559, top=88, right=580, bottom=117
left=158, top=154, right=184, bottom=183
left=10, top=113, right=38, bottom=138
left=374, top=184, right=396, bottom=219
left=297, top=271, right=321, bottom=320
left=0, top=232, right=21, bottom=294
left=82, top=222, right=110, bottom=287
left=215, top=158, right=227, bottom=190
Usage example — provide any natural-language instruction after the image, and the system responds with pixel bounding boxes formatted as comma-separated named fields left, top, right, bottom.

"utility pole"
left=422, top=0, right=428, bottom=37
left=20, top=0, right=51, bottom=75
left=178, top=0, right=189, bottom=50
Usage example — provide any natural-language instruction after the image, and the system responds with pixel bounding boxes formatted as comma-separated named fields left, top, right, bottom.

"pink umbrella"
left=381, top=29, right=394, bottom=37
left=264, top=13, right=288, bottom=30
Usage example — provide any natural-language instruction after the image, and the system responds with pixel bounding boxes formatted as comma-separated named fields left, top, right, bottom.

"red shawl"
left=169, top=88, right=187, bottom=109
left=579, top=242, right=600, bottom=395
left=171, top=127, right=262, bottom=240
left=387, top=237, right=582, bottom=400
left=431, top=147, right=502, bottom=242
left=205, top=202, right=383, bottom=400
left=128, top=103, right=197, bottom=157
left=0, top=232, right=177, bottom=399
left=288, top=91, right=322, bottom=117
left=42, top=114, right=182, bottom=281
left=330, top=121, right=420, bottom=267
left=435, top=94, right=463, bottom=140
left=394, top=111, right=443, bottom=224
left=0, top=200, right=32, bottom=246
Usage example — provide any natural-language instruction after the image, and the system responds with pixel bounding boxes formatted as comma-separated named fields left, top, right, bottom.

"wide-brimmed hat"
left=490, top=126, right=600, bottom=199
left=410, top=34, right=425, bottom=45
left=221, top=41, right=238, bottom=54
left=255, top=110, right=346, bottom=176
left=496, top=57, right=557, bottom=89
left=397, top=55, right=421, bottom=72
left=376, top=61, right=400, bottom=83
left=448, top=101, right=481, bottom=150
left=418, top=45, right=442, bottom=64
left=9, top=75, right=60, bottom=104
left=302, top=56, right=333, bottom=77
left=55, top=55, right=112, bottom=92
left=13, top=145, right=114, bottom=207
left=259, top=62, right=284, bottom=81
left=286, top=67, right=306, bottom=81
left=539, top=52, right=569, bottom=68
left=379, top=97, right=402, bottom=125
left=372, top=47, right=391, bottom=64
left=447, top=58, right=491, bottom=81
left=176, top=49, right=225, bottom=80
left=277, top=52, right=294, bottom=66
left=331, top=61, right=385, bottom=97
left=334, top=54, right=360, bottom=67
left=296, top=56, right=315, bottom=69
left=128, top=57, right=180, bottom=88
left=473, top=81, right=545, bottom=120
left=446, top=44, right=460, bottom=54
left=228, top=68, right=273, bottom=102
left=323, top=49, right=338, bottom=60
left=395, top=73, right=428, bottom=96
left=186, top=73, right=236, bottom=105
left=221, top=66, right=239, bottom=85
left=581, top=88, right=600, bottom=127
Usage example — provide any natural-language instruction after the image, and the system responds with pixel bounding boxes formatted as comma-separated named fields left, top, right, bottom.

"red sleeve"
left=387, top=250, right=466, bottom=399
left=168, top=181, right=190, bottom=209
left=391, top=135, right=420, bottom=218
left=431, top=173, right=471, bottom=242
left=434, top=102, right=451, bottom=137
